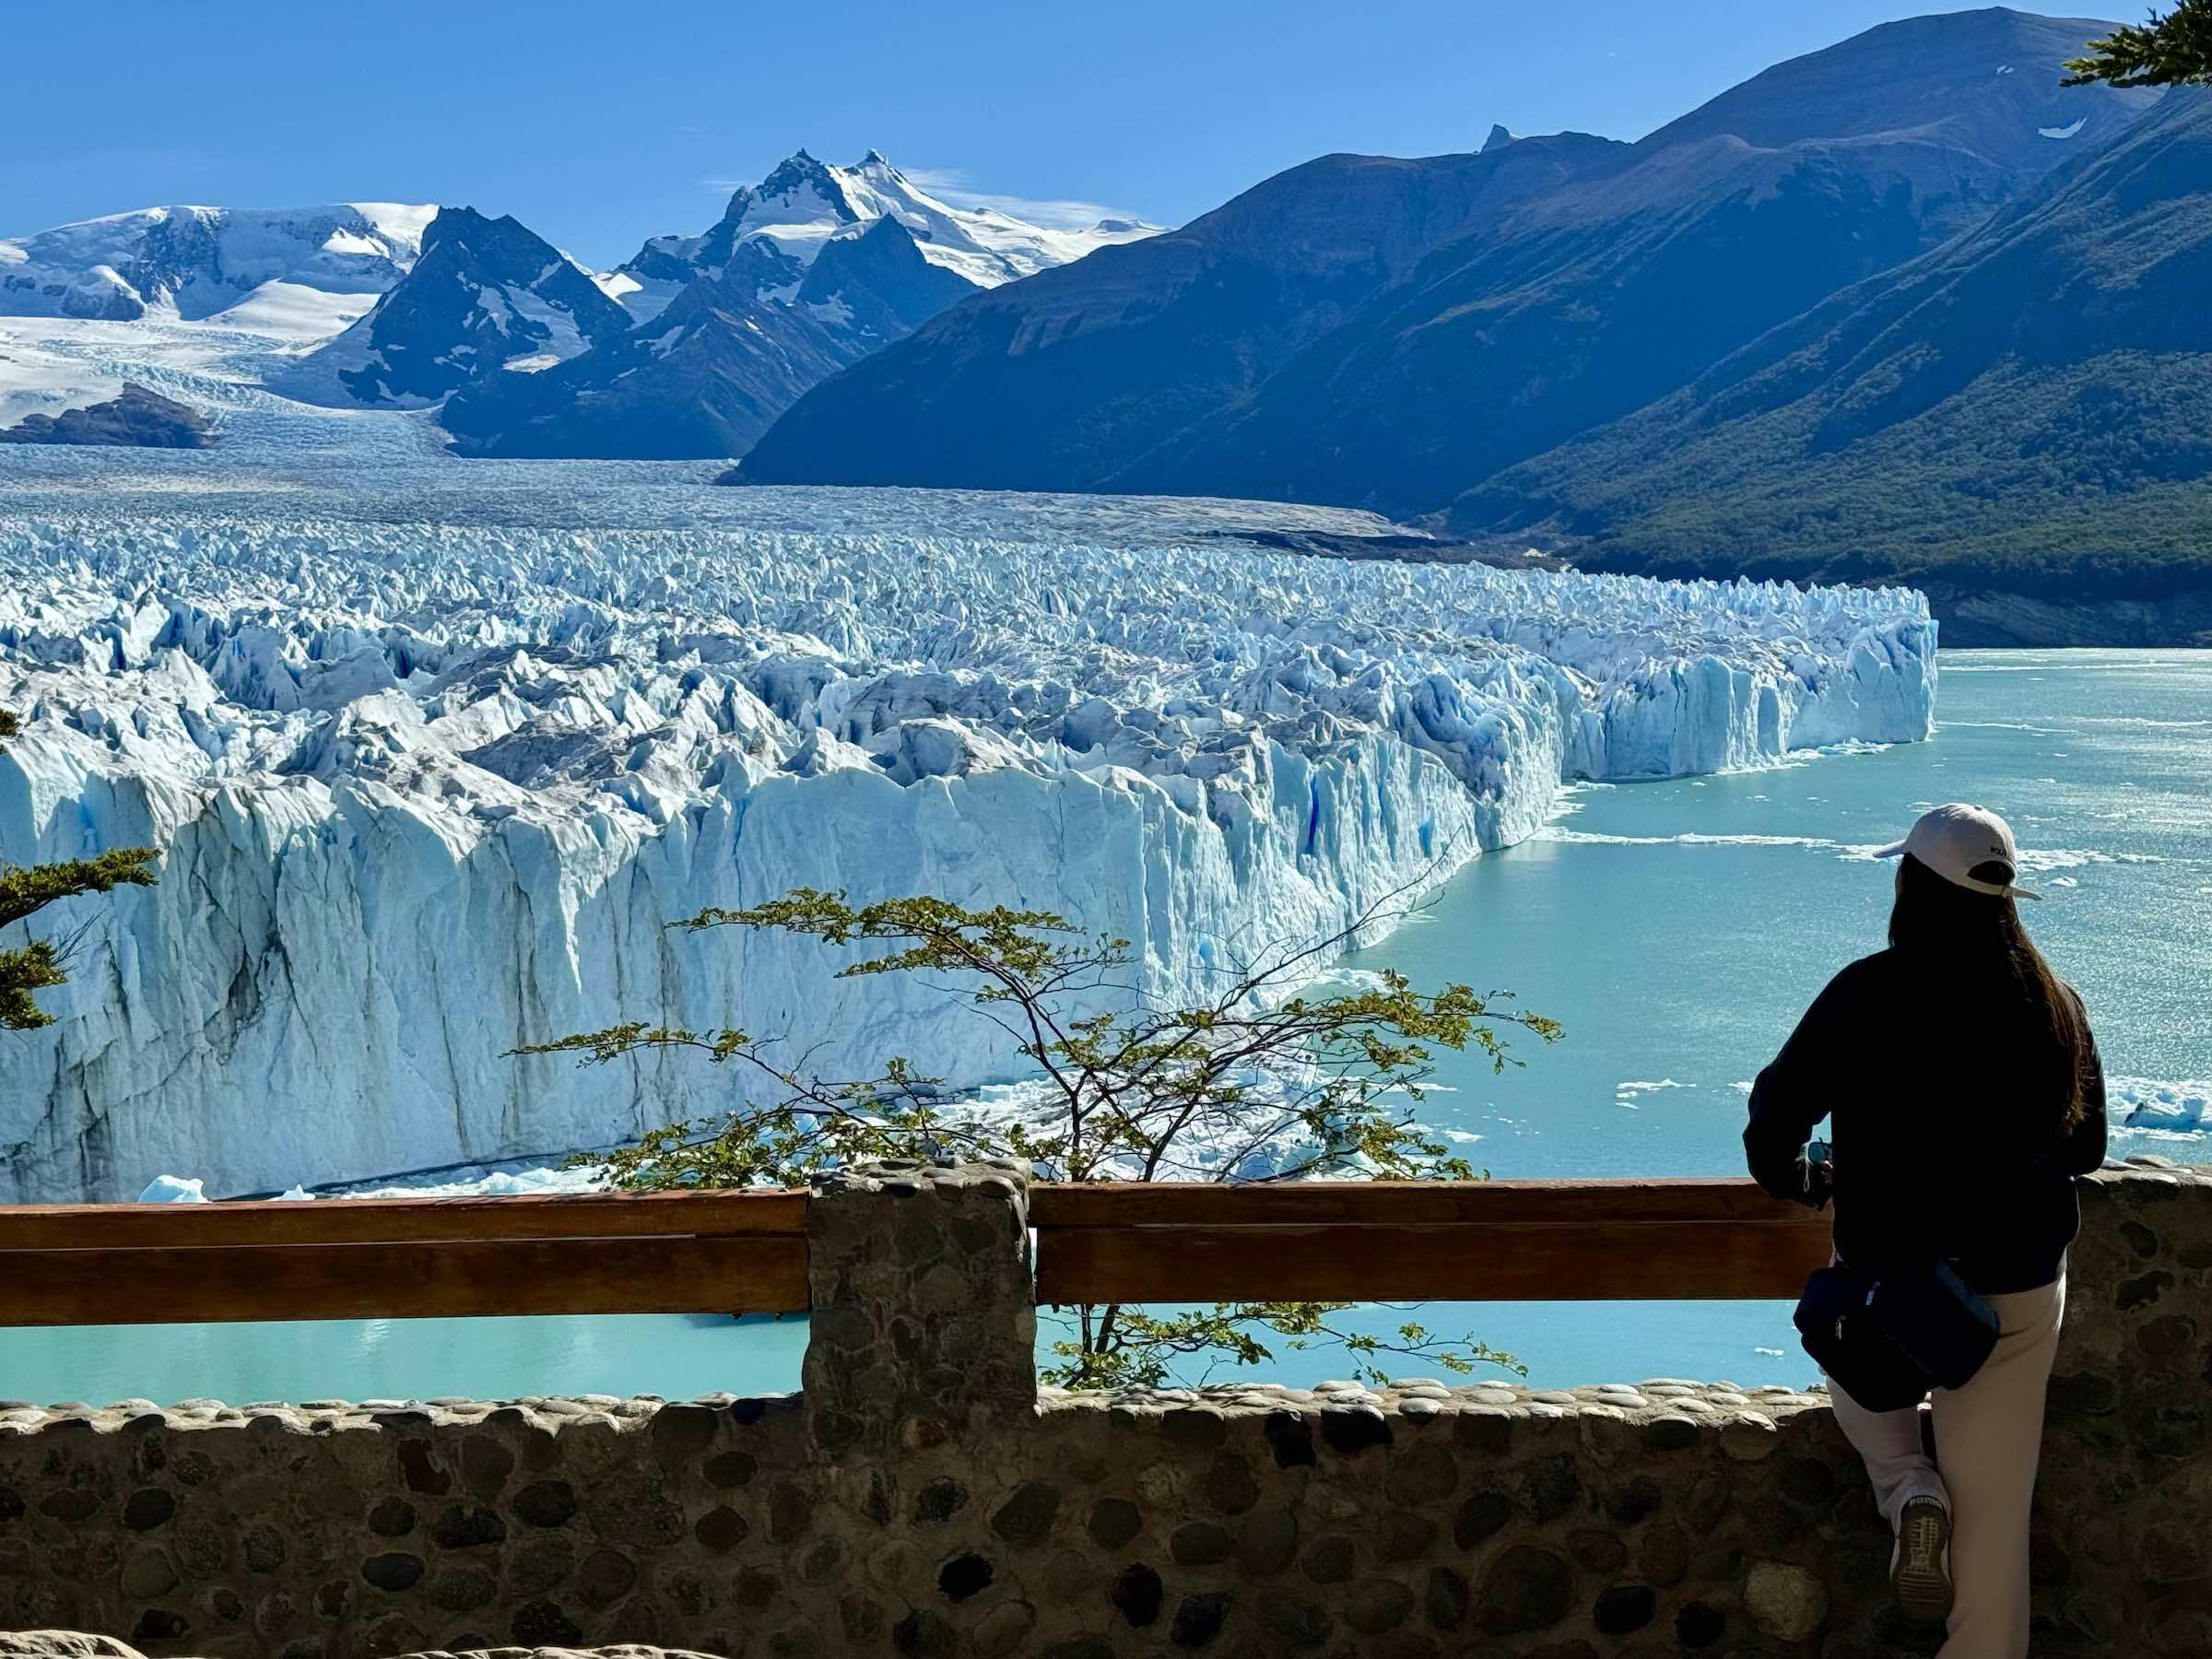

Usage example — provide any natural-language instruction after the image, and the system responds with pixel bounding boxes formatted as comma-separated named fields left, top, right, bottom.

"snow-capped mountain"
left=441, top=214, right=975, bottom=458
left=1, top=156, right=1158, bottom=453
left=607, top=149, right=1159, bottom=324
left=0, top=204, right=431, bottom=333
left=441, top=151, right=1158, bottom=459
left=276, top=206, right=633, bottom=407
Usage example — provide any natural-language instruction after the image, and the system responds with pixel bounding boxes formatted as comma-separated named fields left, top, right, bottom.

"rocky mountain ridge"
left=1454, top=84, right=2212, bottom=638
left=276, top=207, right=634, bottom=407
left=739, top=10, right=2158, bottom=514
left=442, top=213, right=978, bottom=458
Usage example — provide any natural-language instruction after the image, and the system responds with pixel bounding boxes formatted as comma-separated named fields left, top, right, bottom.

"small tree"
left=520, top=883, right=1559, bottom=1388
left=0, top=710, right=160, bottom=1031
left=2065, top=2, right=2212, bottom=86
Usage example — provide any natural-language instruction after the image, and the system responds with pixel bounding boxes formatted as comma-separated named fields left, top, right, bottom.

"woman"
left=1745, top=803, right=2107, bottom=1659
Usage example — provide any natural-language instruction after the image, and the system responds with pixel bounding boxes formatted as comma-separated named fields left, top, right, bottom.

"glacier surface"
left=0, top=383, right=1935, bottom=1201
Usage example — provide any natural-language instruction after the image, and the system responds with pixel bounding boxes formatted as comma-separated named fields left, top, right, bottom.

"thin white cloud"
left=900, top=166, right=1151, bottom=230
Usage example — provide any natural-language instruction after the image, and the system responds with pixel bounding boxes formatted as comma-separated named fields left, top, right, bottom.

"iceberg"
left=136, top=1173, right=209, bottom=1204
left=2114, top=1077, right=2212, bottom=1138
left=0, top=455, right=1935, bottom=1201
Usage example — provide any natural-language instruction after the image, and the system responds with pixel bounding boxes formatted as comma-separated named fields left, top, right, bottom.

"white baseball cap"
left=1875, top=803, right=2040, bottom=900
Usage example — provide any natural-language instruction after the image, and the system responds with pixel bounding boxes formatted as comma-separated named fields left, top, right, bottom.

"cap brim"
left=2008, top=885, right=2042, bottom=902
left=1873, top=841, right=1908, bottom=859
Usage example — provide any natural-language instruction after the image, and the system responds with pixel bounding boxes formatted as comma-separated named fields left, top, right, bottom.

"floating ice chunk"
left=2115, top=1077, right=2212, bottom=1137
left=331, top=1165, right=608, bottom=1199
left=138, top=1174, right=209, bottom=1203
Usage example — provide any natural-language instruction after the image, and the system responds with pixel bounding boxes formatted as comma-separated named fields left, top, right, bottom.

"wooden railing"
left=0, top=1178, right=1829, bottom=1326
left=0, top=1189, right=810, bottom=1325
left=1029, top=1178, right=1831, bottom=1303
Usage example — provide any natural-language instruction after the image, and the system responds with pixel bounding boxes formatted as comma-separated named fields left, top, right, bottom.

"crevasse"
left=0, top=506, right=1935, bottom=1201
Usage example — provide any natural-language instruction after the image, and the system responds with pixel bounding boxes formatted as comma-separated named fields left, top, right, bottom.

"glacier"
left=0, top=382, right=1935, bottom=1202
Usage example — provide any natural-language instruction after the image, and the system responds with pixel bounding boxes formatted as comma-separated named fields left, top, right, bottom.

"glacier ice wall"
left=0, top=502, right=1935, bottom=1201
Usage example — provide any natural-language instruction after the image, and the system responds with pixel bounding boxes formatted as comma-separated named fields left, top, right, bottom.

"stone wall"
left=0, top=1161, right=2203, bottom=1659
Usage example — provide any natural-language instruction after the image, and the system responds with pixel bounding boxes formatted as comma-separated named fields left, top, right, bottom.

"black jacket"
left=1745, top=948, right=2107, bottom=1295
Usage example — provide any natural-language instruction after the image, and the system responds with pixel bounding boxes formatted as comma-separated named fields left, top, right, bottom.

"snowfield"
left=0, top=371, right=1935, bottom=1201
left=0, top=203, right=427, bottom=324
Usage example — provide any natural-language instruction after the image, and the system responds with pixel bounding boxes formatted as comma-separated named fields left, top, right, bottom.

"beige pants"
left=1828, top=1275, right=2066, bottom=1659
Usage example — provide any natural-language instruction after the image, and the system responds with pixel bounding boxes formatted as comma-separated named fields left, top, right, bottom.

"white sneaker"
left=1892, top=1495, right=1954, bottom=1623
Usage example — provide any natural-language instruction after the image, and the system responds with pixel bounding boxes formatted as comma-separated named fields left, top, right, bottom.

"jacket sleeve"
left=2038, top=985, right=2109, bottom=1178
left=1744, top=968, right=1857, bottom=1207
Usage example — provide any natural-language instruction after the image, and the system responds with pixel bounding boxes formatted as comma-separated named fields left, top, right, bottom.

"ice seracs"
left=0, top=438, right=1935, bottom=1200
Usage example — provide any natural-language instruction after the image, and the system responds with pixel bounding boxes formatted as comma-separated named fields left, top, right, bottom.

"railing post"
left=804, top=1158, right=1037, bottom=1456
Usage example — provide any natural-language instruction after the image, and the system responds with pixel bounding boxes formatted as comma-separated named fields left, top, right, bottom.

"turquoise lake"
left=5, top=648, right=2205, bottom=1403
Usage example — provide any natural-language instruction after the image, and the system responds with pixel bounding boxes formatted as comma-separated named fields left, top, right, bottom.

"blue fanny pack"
left=1794, top=1257, right=2001, bottom=1412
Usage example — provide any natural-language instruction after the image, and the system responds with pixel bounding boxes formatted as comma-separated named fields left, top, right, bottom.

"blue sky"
left=9, top=3, right=2112, bottom=266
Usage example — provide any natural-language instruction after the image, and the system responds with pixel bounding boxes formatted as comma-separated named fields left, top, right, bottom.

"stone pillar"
left=804, top=1158, right=1037, bottom=1456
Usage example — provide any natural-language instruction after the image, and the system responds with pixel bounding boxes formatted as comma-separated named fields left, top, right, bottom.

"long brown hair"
left=1888, top=852, right=2093, bottom=1131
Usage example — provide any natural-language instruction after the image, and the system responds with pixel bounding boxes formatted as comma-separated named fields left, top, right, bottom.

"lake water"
left=5, top=649, right=2205, bottom=1403
left=1326, top=645, right=2211, bottom=1386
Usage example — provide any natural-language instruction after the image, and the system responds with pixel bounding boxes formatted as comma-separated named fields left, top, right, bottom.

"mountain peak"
left=418, top=205, right=517, bottom=255
left=1642, top=7, right=2160, bottom=162
left=280, top=204, right=629, bottom=409
left=1481, top=124, right=1518, bottom=154
left=611, top=148, right=1163, bottom=324
left=754, top=151, right=853, bottom=213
